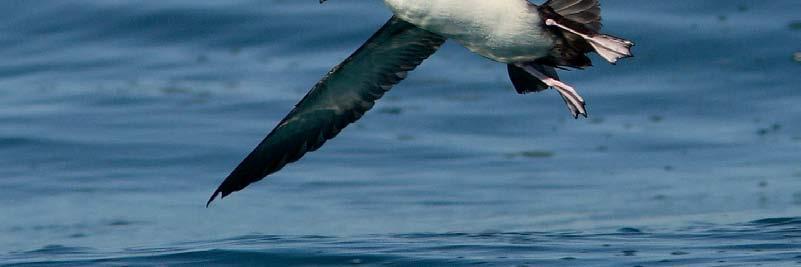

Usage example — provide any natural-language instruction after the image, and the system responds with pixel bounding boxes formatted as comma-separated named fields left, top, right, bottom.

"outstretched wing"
left=207, top=16, right=446, bottom=206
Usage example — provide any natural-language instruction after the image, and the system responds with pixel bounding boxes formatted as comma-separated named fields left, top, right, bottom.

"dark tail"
left=543, top=0, right=602, bottom=31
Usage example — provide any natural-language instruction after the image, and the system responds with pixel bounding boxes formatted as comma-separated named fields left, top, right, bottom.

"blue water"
left=1, top=0, right=801, bottom=266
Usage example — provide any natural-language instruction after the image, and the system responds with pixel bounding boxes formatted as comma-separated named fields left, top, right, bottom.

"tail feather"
left=544, top=0, right=601, bottom=31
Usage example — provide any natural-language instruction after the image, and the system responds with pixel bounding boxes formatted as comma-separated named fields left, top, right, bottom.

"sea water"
left=1, top=0, right=800, bottom=266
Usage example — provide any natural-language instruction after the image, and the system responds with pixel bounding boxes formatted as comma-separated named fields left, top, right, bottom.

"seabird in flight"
left=206, top=0, right=634, bottom=206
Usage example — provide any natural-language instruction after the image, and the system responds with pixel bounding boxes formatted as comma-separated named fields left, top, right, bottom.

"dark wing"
left=206, top=16, right=446, bottom=206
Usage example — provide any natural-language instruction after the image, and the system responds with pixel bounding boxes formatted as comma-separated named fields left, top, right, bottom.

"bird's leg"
left=544, top=19, right=633, bottom=64
left=514, top=63, right=587, bottom=118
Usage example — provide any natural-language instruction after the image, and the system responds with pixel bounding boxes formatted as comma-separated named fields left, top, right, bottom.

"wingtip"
left=206, top=189, right=222, bottom=208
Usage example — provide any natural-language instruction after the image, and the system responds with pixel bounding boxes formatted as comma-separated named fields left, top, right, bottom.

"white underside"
left=383, top=0, right=553, bottom=63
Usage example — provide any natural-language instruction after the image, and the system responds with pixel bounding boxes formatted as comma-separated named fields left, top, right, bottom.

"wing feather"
left=206, top=16, right=446, bottom=206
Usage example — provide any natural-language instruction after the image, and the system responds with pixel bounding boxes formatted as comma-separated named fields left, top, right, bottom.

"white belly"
left=383, top=0, right=553, bottom=63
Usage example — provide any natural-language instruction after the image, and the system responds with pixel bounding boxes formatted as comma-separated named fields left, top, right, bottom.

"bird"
left=206, top=0, right=633, bottom=206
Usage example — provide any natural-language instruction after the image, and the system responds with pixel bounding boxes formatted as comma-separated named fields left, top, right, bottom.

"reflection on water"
left=1, top=0, right=800, bottom=266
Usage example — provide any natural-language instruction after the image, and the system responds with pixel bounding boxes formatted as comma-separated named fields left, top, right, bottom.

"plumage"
left=544, top=0, right=602, bottom=31
left=207, top=0, right=633, bottom=205
left=206, top=17, right=445, bottom=206
left=384, top=0, right=554, bottom=63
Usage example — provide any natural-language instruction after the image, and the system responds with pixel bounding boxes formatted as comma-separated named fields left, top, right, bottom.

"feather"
left=543, top=0, right=602, bottom=31
left=206, top=16, right=446, bottom=206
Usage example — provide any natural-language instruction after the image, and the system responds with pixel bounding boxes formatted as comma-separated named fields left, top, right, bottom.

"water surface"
left=1, top=0, right=800, bottom=266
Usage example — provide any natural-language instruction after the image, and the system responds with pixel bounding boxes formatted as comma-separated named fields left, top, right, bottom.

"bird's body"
left=206, top=0, right=634, bottom=206
left=384, top=0, right=553, bottom=63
